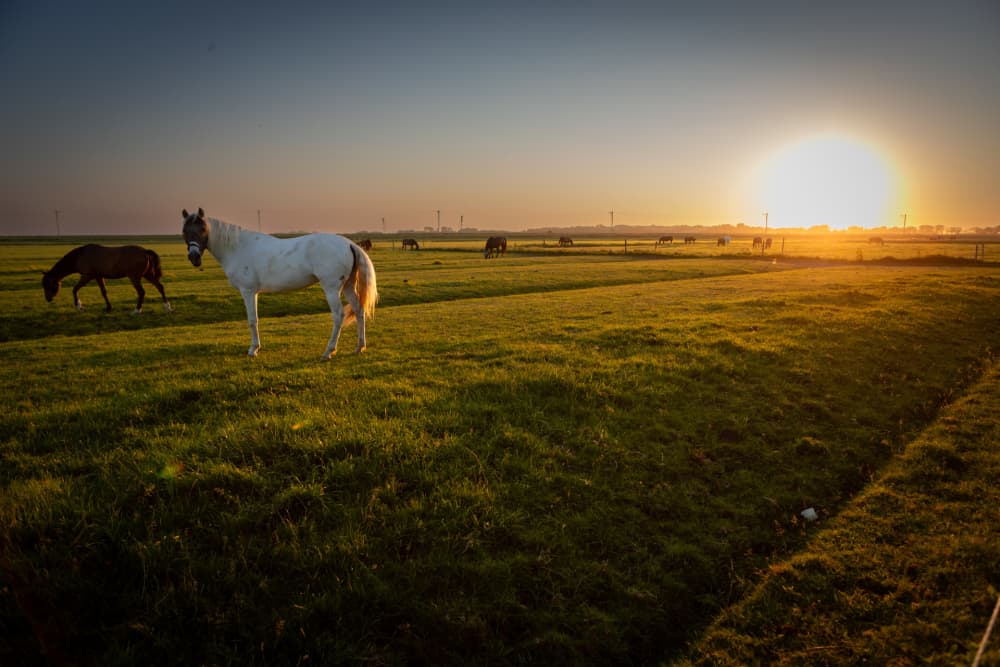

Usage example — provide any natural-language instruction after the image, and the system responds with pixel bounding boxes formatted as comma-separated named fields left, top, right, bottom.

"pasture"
left=1, top=235, right=999, bottom=664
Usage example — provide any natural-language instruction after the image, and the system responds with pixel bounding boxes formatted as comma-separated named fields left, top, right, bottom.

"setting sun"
left=753, top=134, right=902, bottom=231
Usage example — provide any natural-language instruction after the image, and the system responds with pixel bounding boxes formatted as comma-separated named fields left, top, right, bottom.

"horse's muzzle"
left=187, top=243, right=203, bottom=267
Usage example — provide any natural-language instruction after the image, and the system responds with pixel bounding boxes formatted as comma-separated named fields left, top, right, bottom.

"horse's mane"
left=47, top=244, right=94, bottom=278
left=207, top=218, right=250, bottom=256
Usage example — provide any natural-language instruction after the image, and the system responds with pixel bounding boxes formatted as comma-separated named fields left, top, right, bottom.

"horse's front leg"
left=95, top=277, right=113, bottom=312
left=241, top=289, right=261, bottom=357
left=72, top=276, right=93, bottom=311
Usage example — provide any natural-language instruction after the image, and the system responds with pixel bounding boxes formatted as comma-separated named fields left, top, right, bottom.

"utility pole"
left=257, top=209, right=261, bottom=232
left=382, top=217, right=386, bottom=233
left=460, top=215, right=463, bottom=231
left=609, top=210, right=614, bottom=229
left=901, top=212, right=907, bottom=233
left=762, top=211, right=768, bottom=235
left=436, top=209, right=440, bottom=232
left=54, top=209, right=61, bottom=236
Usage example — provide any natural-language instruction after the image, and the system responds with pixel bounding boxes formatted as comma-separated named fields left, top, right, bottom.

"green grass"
left=683, top=358, right=1000, bottom=666
left=1, top=237, right=998, bottom=664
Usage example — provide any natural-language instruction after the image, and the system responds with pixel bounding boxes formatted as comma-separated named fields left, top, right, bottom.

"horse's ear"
left=182, top=209, right=189, bottom=219
left=197, top=208, right=205, bottom=218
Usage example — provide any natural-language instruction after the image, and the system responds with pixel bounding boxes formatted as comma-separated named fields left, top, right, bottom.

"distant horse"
left=357, top=239, right=372, bottom=252
left=484, top=236, right=507, bottom=259
left=764, top=237, right=773, bottom=250
left=42, top=244, right=172, bottom=315
left=558, top=236, right=573, bottom=247
left=656, top=236, right=673, bottom=246
left=752, top=237, right=763, bottom=249
left=684, top=236, right=696, bottom=244
left=401, top=238, right=420, bottom=250
left=869, top=237, right=884, bottom=246
left=717, top=236, right=731, bottom=246
left=182, top=208, right=377, bottom=359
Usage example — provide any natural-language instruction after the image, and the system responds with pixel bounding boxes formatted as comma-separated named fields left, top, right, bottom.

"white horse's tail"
left=343, top=244, right=378, bottom=326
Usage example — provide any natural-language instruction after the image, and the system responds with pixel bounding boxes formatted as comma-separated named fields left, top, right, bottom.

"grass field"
left=2, top=235, right=999, bottom=664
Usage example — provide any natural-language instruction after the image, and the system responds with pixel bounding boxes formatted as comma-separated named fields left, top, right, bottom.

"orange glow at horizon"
left=752, top=134, right=903, bottom=230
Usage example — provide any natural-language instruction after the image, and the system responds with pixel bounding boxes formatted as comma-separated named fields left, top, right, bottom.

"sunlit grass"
left=1, top=240, right=998, bottom=663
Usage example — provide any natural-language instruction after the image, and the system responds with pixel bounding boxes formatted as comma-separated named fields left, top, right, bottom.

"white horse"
left=182, top=208, right=378, bottom=359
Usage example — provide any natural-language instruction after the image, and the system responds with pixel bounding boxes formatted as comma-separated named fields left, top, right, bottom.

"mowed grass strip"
left=0, top=260, right=998, bottom=664
left=682, top=357, right=1000, bottom=666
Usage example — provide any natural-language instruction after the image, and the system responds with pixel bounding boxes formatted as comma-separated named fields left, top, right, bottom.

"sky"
left=1, top=1, right=998, bottom=235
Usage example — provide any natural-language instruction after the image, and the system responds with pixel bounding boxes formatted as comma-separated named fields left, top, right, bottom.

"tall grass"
left=1, top=239, right=998, bottom=664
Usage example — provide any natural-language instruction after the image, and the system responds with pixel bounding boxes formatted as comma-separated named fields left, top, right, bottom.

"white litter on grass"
left=800, top=507, right=819, bottom=522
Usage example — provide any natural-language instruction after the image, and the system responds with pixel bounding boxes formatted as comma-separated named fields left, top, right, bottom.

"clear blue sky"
left=2, top=1, right=998, bottom=235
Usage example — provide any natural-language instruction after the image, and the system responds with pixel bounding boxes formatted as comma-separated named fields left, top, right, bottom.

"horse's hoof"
left=130, top=309, right=141, bottom=317
left=164, top=303, right=174, bottom=313
left=354, top=346, right=367, bottom=354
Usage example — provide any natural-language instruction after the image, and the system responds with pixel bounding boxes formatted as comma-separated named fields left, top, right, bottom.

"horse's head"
left=41, top=272, right=59, bottom=302
left=182, top=208, right=208, bottom=267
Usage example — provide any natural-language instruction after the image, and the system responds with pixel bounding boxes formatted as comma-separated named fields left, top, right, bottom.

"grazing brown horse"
left=558, top=236, right=573, bottom=247
left=484, top=236, right=507, bottom=258
left=869, top=236, right=884, bottom=246
left=357, top=239, right=372, bottom=251
left=684, top=236, right=696, bottom=244
left=401, top=238, right=420, bottom=250
left=42, top=244, right=172, bottom=315
left=656, top=236, right=673, bottom=246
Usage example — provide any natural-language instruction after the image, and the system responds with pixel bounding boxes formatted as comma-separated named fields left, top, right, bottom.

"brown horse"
left=357, top=239, right=372, bottom=251
left=401, top=238, right=420, bottom=250
left=42, top=244, right=172, bottom=315
left=558, top=236, right=573, bottom=247
left=484, top=236, right=507, bottom=258
left=656, top=236, right=673, bottom=246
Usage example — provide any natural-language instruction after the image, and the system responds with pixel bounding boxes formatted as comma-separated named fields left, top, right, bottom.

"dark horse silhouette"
left=42, top=244, right=172, bottom=315
left=401, top=238, right=420, bottom=250
left=357, top=239, right=372, bottom=251
left=484, top=236, right=507, bottom=258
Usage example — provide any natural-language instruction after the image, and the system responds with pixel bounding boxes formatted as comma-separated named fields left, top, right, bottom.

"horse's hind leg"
left=343, top=285, right=367, bottom=354
left=321, top=287, right=346, bottom=360
left=128, top=277, right=146, bottom=316
left=147, top=275, right=173, bottom=313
